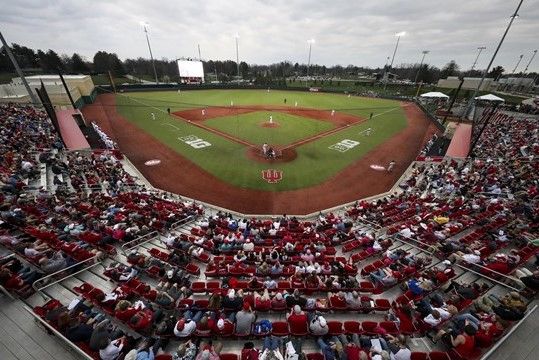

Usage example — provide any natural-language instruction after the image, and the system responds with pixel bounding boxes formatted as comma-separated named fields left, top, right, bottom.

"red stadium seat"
left=306, top=353, right=325, bottom=360
left=343, top=321, right=362, bottom=334
left=191, top=282, right=206, bottom=294
left=379, top=321, right=399, bottom=335
left=327, top=321, right=343, bottom=335
left=410, top=352, right=428, bottom=360
left=374, top=298, right=391, bottom=311
left=428, top=352, right=451, bottom=360
left=271, top=321, right=289, bottom=336
left=220, top=354, right=239, bottom=360
left=361, top=321, right=378, bottom=336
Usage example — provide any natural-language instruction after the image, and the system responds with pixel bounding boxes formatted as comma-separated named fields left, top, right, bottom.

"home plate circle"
left=370, top=164, right=386, bottom=171
left=145, top=159, right=161, bottom=166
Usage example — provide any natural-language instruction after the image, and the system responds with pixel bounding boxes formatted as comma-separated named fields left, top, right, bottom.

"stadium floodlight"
left=471, top=46, right=487, bottom=71
left=383, top=31, right=405, bottom=90
left=140, top=21, right=158, bottom=84
left=307, top=39, right=315, bottom=78
left=234, top=33, right=240, bottom=78
left=414, top=50, right=430, bottom=84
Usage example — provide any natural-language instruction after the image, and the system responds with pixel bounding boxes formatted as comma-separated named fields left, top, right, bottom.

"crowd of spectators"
left=0, top=103, right=536, bottom=360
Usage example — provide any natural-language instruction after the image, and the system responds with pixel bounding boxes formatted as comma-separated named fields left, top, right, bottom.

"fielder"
left=294, top=101, right=298, bottom=107
left=151, top=112, right=156, bottom=121
left=202, top=109, right=206, bottom=116
left=387, top=160, right=396, bottom=172
left=230, top=100, right=234, bottom=106
left=269, top=115, right=273, bottom=124
left=331, top=109, right=335, bottom=116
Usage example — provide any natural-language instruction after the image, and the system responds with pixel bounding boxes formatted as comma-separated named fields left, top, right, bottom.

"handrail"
left=454, top=263, right=523, bottom=292
left=120, top=231, right=159, bottom=255
left=393, top=234, right=436, bottom=255
left=23, top=305, right=94, bottom=360
left=169, top=214, right=197, bottom=231
left=0, top=253, right=16, bottom=262
left=354, top=218, right=437, bottom=255
left=32, top=255, right=104, bottom=299
left=481, top=304, right=537, bottom=360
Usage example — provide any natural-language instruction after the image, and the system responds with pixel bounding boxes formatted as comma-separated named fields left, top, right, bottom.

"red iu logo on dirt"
left=261, top=169, right=283, bottom=183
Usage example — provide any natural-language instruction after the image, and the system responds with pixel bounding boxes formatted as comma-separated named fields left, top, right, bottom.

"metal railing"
left=120, top=231, right=159, bottom=255
left=32, top=255, right=105, bottom=300
left=455, top=262, right=524, bottom=292
left=169, top=214, right=198, bottom=231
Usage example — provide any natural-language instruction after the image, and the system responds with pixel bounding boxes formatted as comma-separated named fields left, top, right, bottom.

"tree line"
left=1, top=43, right=536, bottom=85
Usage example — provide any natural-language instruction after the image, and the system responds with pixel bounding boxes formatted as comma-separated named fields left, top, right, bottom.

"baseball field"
left=83, top=89, right=439, bottom=214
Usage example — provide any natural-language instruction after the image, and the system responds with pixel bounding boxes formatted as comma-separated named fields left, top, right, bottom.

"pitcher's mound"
left=260, top=121, right=280, bottom=128
left=246, top=147, right=297, bottom=163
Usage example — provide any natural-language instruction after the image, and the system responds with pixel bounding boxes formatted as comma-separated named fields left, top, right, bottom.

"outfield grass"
left=115, top=90, right=407, bottom=191
left=203, top=111, right=335, bottom=146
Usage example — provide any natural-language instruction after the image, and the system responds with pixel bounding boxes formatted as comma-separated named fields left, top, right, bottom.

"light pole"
left=306, top=39, right=315, bottom=79
left=517, top=49, right=537, bottom=92
left=522, top=50, right=537, bottom=73
left=141, top=22, right=158, bottom=84
left=471, top=46, right=487, bottom=71
left=504, top=53, right=524, bottom=91
left=235, top=34, right=240, bottom=79
left=511, top=54, right=524, bottom=74
left=414, top=50, right=429, bottom=84
left=463, top=0, right=525, bottom=119
left=384, top=31, right=405, bottom=90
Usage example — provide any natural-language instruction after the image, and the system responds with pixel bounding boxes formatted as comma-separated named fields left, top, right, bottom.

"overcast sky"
left=1, top=0, right=538, bottom=72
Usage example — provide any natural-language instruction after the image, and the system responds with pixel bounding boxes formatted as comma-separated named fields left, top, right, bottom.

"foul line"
left=170, top=112, right=257, bottom=149
left=281, top=104, right=408, bottom=151
left=162, top=123, right=181, bottom=131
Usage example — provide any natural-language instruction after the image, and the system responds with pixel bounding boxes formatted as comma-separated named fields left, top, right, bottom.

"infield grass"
left=203, top=111, right=335, bottom=146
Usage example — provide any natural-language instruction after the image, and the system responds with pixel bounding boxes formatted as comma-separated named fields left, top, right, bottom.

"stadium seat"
left=306, top=353, right=325, bottom=360
left=343, top=321, right=362, bottom=334
left=428, top=352, right=451, bottom=360
left=327, top=321, right=343, bottom=335
left=220, top=354, right=239, bottom=360
left=361, top=321, right=378, bottom=336
left=271, top=321, right=289, bottom=336
left=410, top=352, right=428, bottom=360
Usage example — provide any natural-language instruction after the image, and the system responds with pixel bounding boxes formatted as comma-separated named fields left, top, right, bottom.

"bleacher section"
left=0, top=103, right=537, bottom=360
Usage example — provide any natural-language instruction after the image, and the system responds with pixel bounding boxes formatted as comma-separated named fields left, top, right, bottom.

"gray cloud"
left=1, top=0, right=538, bottom=72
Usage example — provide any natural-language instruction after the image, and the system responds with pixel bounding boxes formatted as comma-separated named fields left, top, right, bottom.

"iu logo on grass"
left=261, top=169, right=283, bottom=183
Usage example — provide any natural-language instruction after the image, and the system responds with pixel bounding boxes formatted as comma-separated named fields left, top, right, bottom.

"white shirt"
left=174, top=320, right=197, bottom=337
left=462, top=253, right=481, bottom=264
left=24, top=248, right=41, bottom=257
left=391, top=348, right=411, bottom=360
left=99, top=340, right=123, bottom=360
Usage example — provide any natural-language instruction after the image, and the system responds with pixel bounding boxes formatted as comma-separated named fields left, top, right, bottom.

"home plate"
left=370, top=164, right=386, bottom=171
left=145, top=159, right=161, bottom=166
